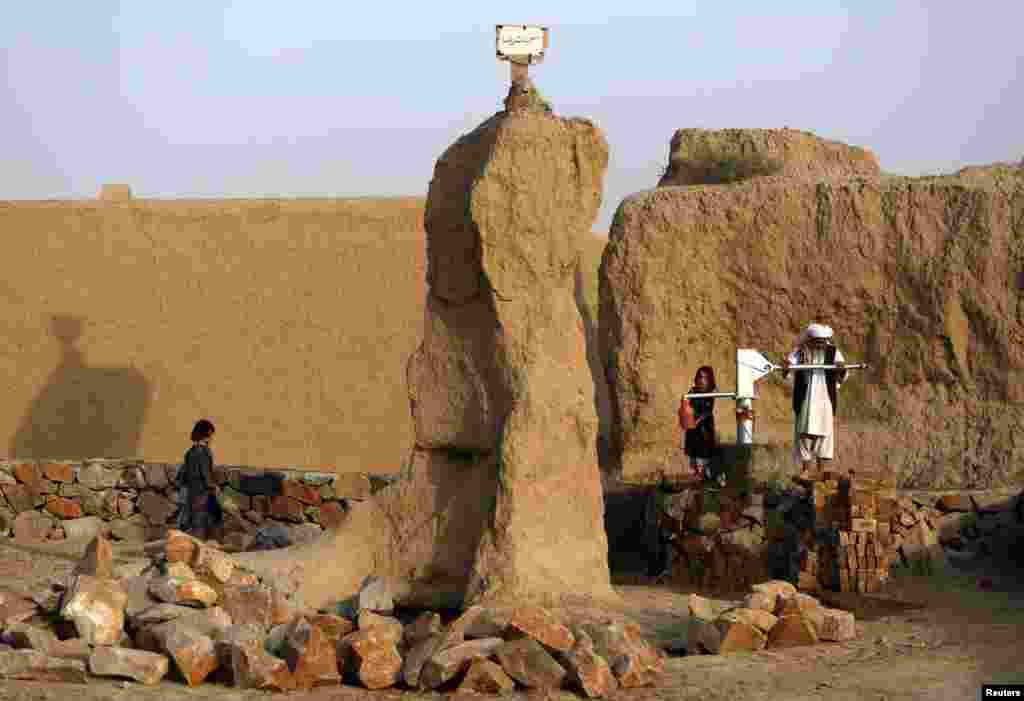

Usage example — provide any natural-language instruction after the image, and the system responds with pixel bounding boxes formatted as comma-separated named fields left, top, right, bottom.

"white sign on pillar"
left=496, top=24, right=549, bottom=86
left=496, top=25, right=548, bottom=62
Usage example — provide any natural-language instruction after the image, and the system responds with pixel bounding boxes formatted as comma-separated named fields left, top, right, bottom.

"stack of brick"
left=807, top=471, right=899, bottom=594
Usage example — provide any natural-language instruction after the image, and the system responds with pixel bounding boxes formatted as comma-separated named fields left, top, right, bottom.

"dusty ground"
left=1, top=531, right=1021, bottom=701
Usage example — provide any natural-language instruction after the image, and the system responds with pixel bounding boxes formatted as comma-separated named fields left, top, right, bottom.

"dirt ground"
left=0, top=533, right=1021, bottom=701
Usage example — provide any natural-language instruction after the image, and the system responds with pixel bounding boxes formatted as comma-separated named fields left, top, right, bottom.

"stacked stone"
left=652, top=473, right=1021, bottom=596
left=808, top=471, right=898, bottom=594
left=0, top=458, right=378, bottom=546
left=653, top=486, right=771, bottom=592
left=0, top=530, right=665, bottom=696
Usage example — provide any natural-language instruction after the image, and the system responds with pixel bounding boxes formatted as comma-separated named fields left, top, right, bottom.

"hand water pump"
left=684, top=349, right=869, bottom=446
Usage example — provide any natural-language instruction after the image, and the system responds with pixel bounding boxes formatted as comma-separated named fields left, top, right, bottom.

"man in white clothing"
left=782, top=323, right=847, bottom=479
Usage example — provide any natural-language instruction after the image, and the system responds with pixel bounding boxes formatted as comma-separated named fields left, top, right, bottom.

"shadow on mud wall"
left=9, top=314, right=150, bottom=459
left=574, top=263, right=612, bottom=470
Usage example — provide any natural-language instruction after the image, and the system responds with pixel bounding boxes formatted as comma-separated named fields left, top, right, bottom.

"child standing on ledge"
left=681, top=366, right=719, bottom=482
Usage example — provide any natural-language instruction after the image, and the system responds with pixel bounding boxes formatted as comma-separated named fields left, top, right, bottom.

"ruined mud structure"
left=608, top=129, right=1023, bottom=597
left=601, top=128, right=1024, bottom=490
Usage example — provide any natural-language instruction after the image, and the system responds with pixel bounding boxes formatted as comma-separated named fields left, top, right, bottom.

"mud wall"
left=0, top=198, right=426, bottom=469
left=600, top=170, right=1024, bottom=488
left=1, top=198, right=611, bottom=473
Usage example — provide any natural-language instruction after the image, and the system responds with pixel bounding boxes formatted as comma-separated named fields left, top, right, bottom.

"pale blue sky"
left=3, top=2, right=1022, bottom=232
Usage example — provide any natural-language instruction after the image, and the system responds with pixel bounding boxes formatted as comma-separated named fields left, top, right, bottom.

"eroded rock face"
left=657, top=128, right=879, bottom=186
left=406, top=109, right=615, bottom=607
left=601, top=162, right=1024, bottom=487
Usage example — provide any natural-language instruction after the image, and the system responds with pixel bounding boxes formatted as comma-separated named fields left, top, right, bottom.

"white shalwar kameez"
left=787, top=345, right=845, bottom=465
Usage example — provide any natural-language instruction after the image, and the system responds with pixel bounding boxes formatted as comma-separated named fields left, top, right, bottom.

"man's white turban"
left=793, top=323, right=834, bottom=352
left=805, top=323, right=834, bottom=340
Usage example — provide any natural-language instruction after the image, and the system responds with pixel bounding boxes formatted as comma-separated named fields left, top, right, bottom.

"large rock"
left=494, top=638, right=567, bottom=690
left=138, top=492, right=176, bottom=525
left=161, top=627, right=219, bottom=686
left=404, top=611, right=443, bottom=645
left=601, top=164, right=1024, bottom=487
left=561, top=633, right=618, bottom=699
left=420, top=637, right=504, bottom=689
left=402, top=632, right=444, bottom=689
left=131, top=603, right=205, bottom=626
left=281, top=616, right=341, bottom=688
left=2, top=592, right=43, bottom=623
left=657, top=128, right=879, bottom=187
left=136, top=608, right=233, bottom=653
left=0, top=649, right=88, bottom=683
left=720, top=607, right=778, bottom=634
left=345, top=626, right=402, bottom=690
left=578, top=622, right=663, bottom=687
left=357, top=610, right=403, bottom=641
left=458, top=658, right=517, bottom=695
left=88, top=647, right=169, bottom=685
left=767, top=613, right=820, bottom=648
left=507, top=606, right=575, bottom=653
left=716, top=619, right=768, bottom=653
left=357, top=575, right=395, bottom=614
left=73, top=534, right=114, bottom=579
left=149, top=577, right=218, bottom=607
left=78, top=461, right=120, bottom=490
left=218, top=626, right=295, bottom=691
left=60, top=575, right=127, bottom=646
left=804, top=607, right=856, bottom=642
left=219, top=583, right=274, bottom=628
left=2, top=623, right=58, bottom=652
left=408, top=108, right=615, bottom=606
left=900, top=520, right=950, bottom=571
left=12, top=511, right=53, bottom=543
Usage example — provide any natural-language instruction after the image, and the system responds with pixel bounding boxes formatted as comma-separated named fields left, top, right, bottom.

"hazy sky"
left=3, top=2, right=1022, bottom=232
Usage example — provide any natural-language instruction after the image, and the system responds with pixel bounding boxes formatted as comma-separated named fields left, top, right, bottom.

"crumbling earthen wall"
left=657, top=128, right=880, bottom=187
left=405, top=109, right=615, bottom=606
left=601, top=149, right=1024, bottom=487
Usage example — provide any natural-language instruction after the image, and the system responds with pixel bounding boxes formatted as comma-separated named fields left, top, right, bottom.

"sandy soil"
left=0, top=536, right=1021, bottom=701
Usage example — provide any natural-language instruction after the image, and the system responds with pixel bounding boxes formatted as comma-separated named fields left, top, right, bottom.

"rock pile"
left=0, top=458, right=373, bottom=546
left=653, top=473, right=1022, bottom=592
left=0, top=529, right=664, bottom=696
left=683, top=580, right=857, bottom=656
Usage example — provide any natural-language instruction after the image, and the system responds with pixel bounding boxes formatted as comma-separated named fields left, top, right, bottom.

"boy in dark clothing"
left=176, top=419, right=223, bottom=540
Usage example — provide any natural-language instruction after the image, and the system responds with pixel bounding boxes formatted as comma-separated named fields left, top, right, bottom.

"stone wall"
left=651, top=471, right=1022, bottom=594
left=0, top=458, right=382, bottom=546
